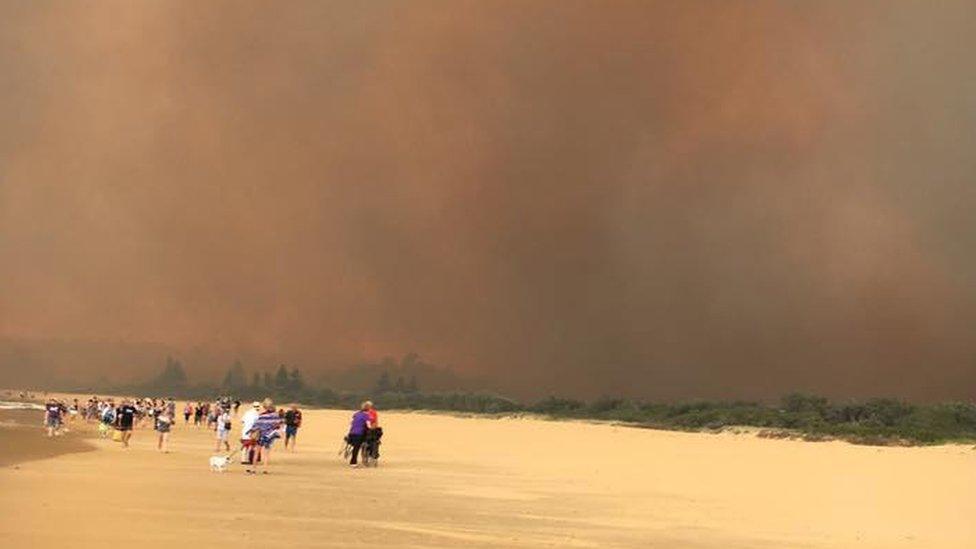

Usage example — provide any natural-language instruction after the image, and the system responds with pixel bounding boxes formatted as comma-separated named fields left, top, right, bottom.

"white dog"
left=209, top=455, right=230, bottom=472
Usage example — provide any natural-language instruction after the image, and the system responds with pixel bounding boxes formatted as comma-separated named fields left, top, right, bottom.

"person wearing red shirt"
left=365, top=401, right=378, bottom=429
left=363, top=401, right=383, bottom=464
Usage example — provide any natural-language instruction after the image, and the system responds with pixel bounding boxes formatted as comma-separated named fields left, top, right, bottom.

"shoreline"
left=0, top=409, right=96, bottom=467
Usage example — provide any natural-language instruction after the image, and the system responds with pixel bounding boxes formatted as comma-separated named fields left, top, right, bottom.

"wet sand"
left=0, top=404, right=973, bottom=548
left=0, top=409, right=95, bottom=467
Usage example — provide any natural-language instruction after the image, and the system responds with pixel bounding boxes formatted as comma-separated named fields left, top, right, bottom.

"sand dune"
left=0, top=403, right=973, bottom=548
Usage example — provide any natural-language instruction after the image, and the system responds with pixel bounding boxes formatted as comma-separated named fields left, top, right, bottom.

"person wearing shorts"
left=240, top=401, right=260, bottom=464
left=100, top=403, right=115, bottom=437
left=154, top=409, right=172, bottom=453
left=115, top=400, right=137, bottom=448
left=284, top=405, right=302, bottom=451
left=70, top=399, right=80, bottom=422
left=44, top=399, right=62, bottom=437
left=215, top=408, right=231, bottom=452
left=247, top=399, right=282, bottom=474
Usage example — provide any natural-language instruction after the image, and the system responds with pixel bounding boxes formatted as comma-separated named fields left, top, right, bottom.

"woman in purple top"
left=347, top=402, right=371, bottom=467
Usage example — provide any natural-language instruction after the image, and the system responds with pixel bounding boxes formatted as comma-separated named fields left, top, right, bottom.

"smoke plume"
left=2, top=1, right=974, bottom=400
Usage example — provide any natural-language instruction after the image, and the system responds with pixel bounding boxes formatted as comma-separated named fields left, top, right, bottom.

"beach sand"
left=0, top=403, right=973, bottom=548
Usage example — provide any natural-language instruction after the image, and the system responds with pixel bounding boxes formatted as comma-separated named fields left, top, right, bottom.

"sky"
left=1, top=1, right=974, bottom=400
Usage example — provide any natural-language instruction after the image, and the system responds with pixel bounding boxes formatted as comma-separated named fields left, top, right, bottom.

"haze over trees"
left=84, top=354, right=976, bottom=447
left=151, top=356, right=187, bottom=393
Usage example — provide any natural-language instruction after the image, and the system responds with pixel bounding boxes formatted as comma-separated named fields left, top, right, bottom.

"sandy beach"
left=0, top=402, right=973, bottom=548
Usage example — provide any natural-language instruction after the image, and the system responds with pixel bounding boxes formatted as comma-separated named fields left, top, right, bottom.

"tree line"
left=94, top=357, right=976, bottom=446
left=138, top=356, right=306, bottom=400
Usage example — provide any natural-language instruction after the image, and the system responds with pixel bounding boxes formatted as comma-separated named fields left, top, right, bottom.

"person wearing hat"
left=239, top=401, right=261, bottom=464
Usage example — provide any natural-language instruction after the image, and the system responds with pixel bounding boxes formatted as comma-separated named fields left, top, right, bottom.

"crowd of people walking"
left=39, top=393, right=378, bottom=471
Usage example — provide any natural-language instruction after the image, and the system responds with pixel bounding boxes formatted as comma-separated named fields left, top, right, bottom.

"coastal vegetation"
left=68, top=357, right=976, bottom=447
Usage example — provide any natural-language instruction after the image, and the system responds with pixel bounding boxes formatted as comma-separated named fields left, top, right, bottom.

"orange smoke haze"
left=1, top=1, right=974, bottom=400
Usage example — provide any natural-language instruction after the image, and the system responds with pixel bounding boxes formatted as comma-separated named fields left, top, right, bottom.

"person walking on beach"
left=284, top=404, right=302, bottom=451
left=70, top=398, right=80, bottom=423
left=116, top=399, right=137, bottom=448
left=215, top=406, right=232, bottom=452
left=246, top=399, right=282, bottom=474
left=207, top=403, right=218, bottom=430
left=240, top=401, right=260, bottom=464
left=154, top=407, right=172, bottom=452
left=346, top=402, right=371, bottom=467
left=99, top=401, right=115, bottom=437
left=44, top=398, right=63, bottom=437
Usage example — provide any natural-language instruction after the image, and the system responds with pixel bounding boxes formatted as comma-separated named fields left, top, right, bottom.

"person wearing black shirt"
left=284, top=405, right=302, bottom=451
left=115, top=400, right=137, bottom=448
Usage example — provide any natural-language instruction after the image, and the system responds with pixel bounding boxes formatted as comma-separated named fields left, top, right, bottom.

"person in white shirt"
left=240, top=401, right=260, bottom=464
left=215, top=407, right=232, bottom=452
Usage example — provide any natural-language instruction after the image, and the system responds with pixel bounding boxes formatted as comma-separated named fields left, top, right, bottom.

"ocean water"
left=0, top=401, right=45, bottom=411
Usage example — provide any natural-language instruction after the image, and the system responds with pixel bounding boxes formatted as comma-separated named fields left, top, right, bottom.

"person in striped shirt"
left=246, top=398, right=282, bottom=475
